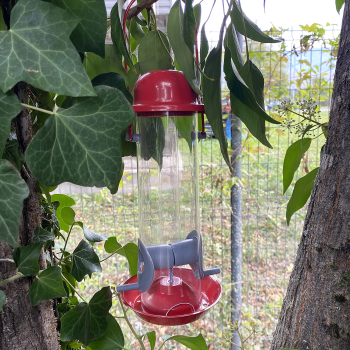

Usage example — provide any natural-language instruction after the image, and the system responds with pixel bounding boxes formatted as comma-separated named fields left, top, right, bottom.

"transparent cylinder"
left=136, top=112, right=200, bottom=246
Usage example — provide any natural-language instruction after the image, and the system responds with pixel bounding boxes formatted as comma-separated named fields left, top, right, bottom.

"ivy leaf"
left=33, top=227, right=55, bottom=244
left=0, top=160, right=29, bottom=247
left=104, top=238, right=138, bottom=276
left=0, top=290, right=5, bottom=312
left=107, top=160, right=124, bottom=195
left=336, top=0, right=345, bottom=13
left=104, top=237, right=122, bottom=254
left=203, top=45, right=232, bottom=172
left=200, top=25, right=209, bottom=70
left=83, top=45, right=128, bottom=83
left=26, top=86, right=135, bottom=188
left=61, top=287, right=112, bottom=345
left=231, top=1, right=280, bottom=43
left=51, top=194, right=75, bottom=233
left=71, top=240, right=102, bottom=282
left=44, top=0, right=107, bottom=58
left=83, top=227, right=107, bottom=243
left=283, top=138, right=312, bottom=194
left=168, top=0, right=201, bottom=95
left=0, top=90, right=21, bottom=156
left=183, top=0, right=196, bottom=54
left=92, top=73, right=133, bottom=104
left=61, top=207, right=76, bottom=226
left=13, top=243, right=43, bottom=276
left=2, top=140, right=24, bottom=172
left=162, top=334, right=208, bottom=350
left=0, top=0, right=95, bottom=97
left=286, top=167, right=319, bottom=225
left=88, top=313, right=125, bottom=350
left=146, top=331, right=156, bottom=350
left=138, top=31, right=172, bottom=75
left=29, top=266, right=66, bottom=306
left=110, top=3, right=135, bottom=71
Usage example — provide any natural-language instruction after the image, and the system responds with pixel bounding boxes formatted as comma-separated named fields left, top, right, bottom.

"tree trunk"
left=270, top=3, right=350, bottom=350
left=0, top=82, right=60, bottom=349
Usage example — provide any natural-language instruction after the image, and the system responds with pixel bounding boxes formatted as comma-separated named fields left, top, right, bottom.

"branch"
left=126, top=0, right=159, bottom=19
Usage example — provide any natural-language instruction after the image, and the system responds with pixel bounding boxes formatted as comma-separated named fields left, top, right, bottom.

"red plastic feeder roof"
left=133, top=70, right=205, bottom=113
left=119, top=267, right=222, bottom=326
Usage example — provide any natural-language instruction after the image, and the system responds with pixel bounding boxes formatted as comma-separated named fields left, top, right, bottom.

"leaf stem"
left=100, top=246, right=123, bottom=262
left=59, top=224, right=75, bottom=265
left=0, top=272, right=25, bottom=287
left=61, top=274, right=87, bottom=303
left=116, top=292, right=146, bottom=350
left=20, top=103, right=54, bottom=115
left=285, top=108, right=326, bottom=127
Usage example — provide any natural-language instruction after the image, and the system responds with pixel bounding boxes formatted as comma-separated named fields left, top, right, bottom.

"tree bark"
left=270, top=3, right=350, bottom=350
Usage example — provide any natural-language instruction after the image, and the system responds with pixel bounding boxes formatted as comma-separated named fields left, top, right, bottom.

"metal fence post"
left=230, top=115, right=242, bottom=350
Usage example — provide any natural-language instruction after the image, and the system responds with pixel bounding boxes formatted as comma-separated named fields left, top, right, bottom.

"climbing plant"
left=0, top=0, right=281, bottom=348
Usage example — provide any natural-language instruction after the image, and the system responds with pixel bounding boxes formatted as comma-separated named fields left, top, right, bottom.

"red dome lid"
left=133, top=70, right=205, bottom=113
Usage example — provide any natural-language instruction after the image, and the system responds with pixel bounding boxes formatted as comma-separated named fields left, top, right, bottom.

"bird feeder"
left=117, top=70, right=222, bottom=326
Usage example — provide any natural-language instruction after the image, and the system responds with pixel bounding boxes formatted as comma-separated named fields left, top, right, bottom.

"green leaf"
left=0, top=90, right=21, bottom=156
left=61, top=287, right=112, bottom=345
left=168, top=0, right=201, bottom=95
left=104, top=237, right=122, bottom=254
left=146, top=331, right=156, bottom=350
left=0, top=160, right=29, bottom=247
left=104, top=238, right=138, bottom=276
left=0, top=0, right=95, bottom=96
left=0, top=290, right=5, bottom=312
left=224, top=50, right=279, bottom=148
left=51, top=194, right=75, bottom=233
left=203, top=45, right=232, bottom=172
left=138, top=31, right=172, bottom=74
left=110, top=3, right=135, bottom=71
left=283, top=138, right=312, bottom=194
left=172, top=117, right=193, bottom=151
left=183, top=0, right=196, bottom=54
left=26, top=86, right=135, bottom=188
left=83, top=45, right=128, bottom=83
left=29, top=266, right=66, bottom=306
left=200, top=25, right=209, bottom=70
left=44, top=0, right=107, bottom=58
left=107, top=160, right=124, bottom=195
left=130, top=18, right=145, bottom=43
left=162, top=334, right=208, bottom=350
left=225, top=24, right=244, bottom=70
left=13, top=243, right=43, bottom=276
left=84, top=227, right=107, bottom=243
left=2, top=140, right=23, bottom=172
left=88, top=313, right=125, bottom=350
left=116, top=243, right=138, bottom=277
left=231, top=1, right=280, bottom=43
left=33, top=227, right=55, bottom=244
left=336, top=0, right=345, bottom=13
left=193, top=4, right=201, bottom=27
left=71, top=240, right=102, bottom=282
left=61, top=207, right=76, bottom=226
left=286, top=167, right=319, bottom=225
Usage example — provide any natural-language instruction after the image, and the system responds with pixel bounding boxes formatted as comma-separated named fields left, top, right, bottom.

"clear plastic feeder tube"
left=136, top=112, right=200, bottom=246
left=136, top=111, right=202, bottom=315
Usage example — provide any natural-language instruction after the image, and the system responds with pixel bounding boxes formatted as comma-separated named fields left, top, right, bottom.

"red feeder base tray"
left=119, top=267, right=222, bottom=326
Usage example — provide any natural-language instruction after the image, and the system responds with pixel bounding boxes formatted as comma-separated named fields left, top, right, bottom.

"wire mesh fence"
left=54, top=26, right=339, bottom=349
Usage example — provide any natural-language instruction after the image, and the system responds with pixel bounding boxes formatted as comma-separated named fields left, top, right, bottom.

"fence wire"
left=54, top=27, right=339, bottom=349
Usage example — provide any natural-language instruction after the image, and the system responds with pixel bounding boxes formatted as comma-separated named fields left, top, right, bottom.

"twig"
left=58, top=224, right=74, bottom=265
left=285, top=108, right=326, bottom=127
left=0, top=259, right=15, bottom=263
left=127, top=0, right=158, bottom=20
